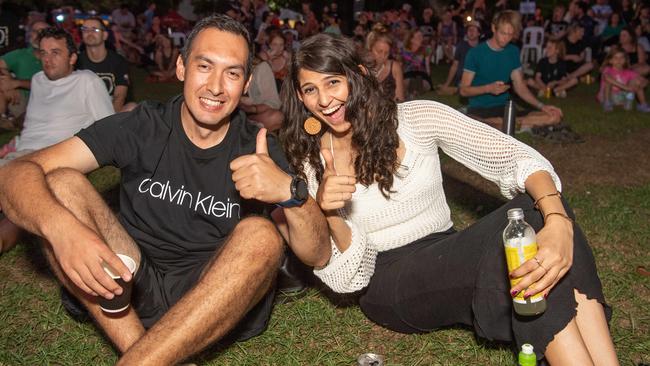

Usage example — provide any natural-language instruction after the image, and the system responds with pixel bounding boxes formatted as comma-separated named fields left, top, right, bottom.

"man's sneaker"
left=603, top=100, right=614, bottom=112
left=637, top=103, right=650, bottom=112
left=277, top=250, right=309, bottom=296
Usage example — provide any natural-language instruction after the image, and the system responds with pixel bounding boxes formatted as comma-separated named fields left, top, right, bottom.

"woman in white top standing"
left=279, top=33, right=618, bottom=365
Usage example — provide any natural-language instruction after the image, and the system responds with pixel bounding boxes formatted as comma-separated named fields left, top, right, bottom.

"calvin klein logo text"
left=138, top=178, right=240, bottom=219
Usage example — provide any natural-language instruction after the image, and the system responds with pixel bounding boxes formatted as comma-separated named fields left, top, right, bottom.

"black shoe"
left=532, top=123, right=584, bottom=143
left=276, top=250, right=309, bottom=296
left=60, top=287, right=89, bottom=322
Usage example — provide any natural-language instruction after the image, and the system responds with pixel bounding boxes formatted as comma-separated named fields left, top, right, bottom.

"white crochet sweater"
left=307, top=100, right=562, bottom=293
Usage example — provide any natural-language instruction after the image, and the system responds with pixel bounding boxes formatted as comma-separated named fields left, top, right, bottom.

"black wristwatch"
left=276, top=175, right=308, bottom=208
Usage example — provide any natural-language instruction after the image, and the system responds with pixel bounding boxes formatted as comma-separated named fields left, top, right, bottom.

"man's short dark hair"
left=84, top=16, right=106, bottom=30
left=181, top=14, right=253, bottom=79
left=576, top=1, right=589, bottom=14
left=37, top=27, right=77, bottom=55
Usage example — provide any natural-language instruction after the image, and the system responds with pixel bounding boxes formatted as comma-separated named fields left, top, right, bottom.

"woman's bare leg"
left=574, top=290, right=619, bottom=366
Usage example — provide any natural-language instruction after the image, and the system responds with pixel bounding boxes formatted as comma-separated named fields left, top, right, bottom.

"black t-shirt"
left=453, top=40, right=475, bottom=85
left=419, top=18, right=438, bottom=39
left=76, top=95, right=290, bottom=270
left=577, top=15, right=596, bottom=39
left=0, top=10, right=21, bottom=54
left=76, top=49, right=130, bottom=98
left=545, top=20, right=568, bottom=38
left=564, top=38, right=586, bottom=72
left=535, top=57, right=567, bottom=83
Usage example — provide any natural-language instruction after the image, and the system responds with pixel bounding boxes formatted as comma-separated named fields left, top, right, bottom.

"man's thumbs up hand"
left=230, top=128, right=291, bottom=203
left=256, top=128, right=269, bottom=155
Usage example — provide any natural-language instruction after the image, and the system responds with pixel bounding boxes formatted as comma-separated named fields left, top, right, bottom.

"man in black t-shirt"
left=0, top=14, right=328, bottom=364
left=563, top=23, right=594, bottom=80
left=544, top=5, right=569, bottom=41
left=526, top=39, right=578, bottom=98
left=0, top=4, right=21, bottom=54
left=77, top=17, right=137, bottom=112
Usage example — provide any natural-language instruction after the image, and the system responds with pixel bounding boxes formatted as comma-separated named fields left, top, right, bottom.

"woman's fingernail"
left=511, top=290, right=518, bottom=297
left=523, top=292, right=530, bottom=299
left=509, top=273, right=515, bottom=279
left=544, top=293, right=548, bottom=299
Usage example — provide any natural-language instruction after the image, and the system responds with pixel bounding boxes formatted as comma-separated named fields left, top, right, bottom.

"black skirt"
left=359, top=194, right=611, bottom=360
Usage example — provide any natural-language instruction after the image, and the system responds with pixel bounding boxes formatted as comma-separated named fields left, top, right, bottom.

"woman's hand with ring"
left=509, top=215, right=574, bottom=299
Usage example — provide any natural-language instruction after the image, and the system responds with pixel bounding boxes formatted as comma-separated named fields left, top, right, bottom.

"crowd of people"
left=0, top=0, right=640, bottom=365
left=2, top=0, right=649, bottom=129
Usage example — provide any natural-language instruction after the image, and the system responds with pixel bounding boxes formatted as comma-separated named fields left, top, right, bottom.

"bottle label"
left=505, top=240, right=544, bottom=304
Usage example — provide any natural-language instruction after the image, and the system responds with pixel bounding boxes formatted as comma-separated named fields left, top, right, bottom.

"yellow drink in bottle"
left=503, top=208, right=547, bottom=316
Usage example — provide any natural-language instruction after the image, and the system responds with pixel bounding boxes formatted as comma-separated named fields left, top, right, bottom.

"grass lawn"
left=0, top=65, right=648, bottom=365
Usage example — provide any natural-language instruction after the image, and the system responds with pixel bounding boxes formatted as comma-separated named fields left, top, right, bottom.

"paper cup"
left=99, top=254, right=136, bottom=313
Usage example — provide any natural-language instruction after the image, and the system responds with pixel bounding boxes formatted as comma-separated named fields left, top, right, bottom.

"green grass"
left=1, top=66, right=649, bottom=365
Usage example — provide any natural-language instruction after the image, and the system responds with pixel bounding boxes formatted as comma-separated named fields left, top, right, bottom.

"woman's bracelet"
left=544, top=212, right=573, bottom=224
left=533, top=191, right=561, bottom=209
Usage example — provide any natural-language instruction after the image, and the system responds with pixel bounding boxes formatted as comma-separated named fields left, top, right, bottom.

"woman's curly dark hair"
left=279, top=33, right=399, bottom=198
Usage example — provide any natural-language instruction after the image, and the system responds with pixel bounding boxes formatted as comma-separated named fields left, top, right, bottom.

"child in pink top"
left=598, top=46, right=650, bottom=112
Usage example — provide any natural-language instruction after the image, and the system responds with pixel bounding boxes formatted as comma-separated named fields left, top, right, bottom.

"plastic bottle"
left=503, top=208, right=547, bottom=316
left=502, top=100, right=516, bottom=136
left=518, top=343, right=537, bottom=366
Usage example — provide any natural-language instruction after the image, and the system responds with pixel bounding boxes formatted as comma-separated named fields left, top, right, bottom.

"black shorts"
left=132, top=249, right=275, bottom=342
left=565, top=61, right=585, bottom=74
left=467, top=105, right=531, bottom=119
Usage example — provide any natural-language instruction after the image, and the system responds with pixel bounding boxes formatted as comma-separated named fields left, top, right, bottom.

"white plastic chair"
left=520, top=26, right=544, bottom=75
left=170, top=32, right=187, bottom=47
left=584, top=46, right=593, bottom=63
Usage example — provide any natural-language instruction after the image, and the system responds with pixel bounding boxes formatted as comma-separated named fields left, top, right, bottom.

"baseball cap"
left=465, top=20, right=481, bottom=31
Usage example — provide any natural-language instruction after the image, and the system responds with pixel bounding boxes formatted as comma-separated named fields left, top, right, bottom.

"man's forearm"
left=113, top=98, right=125, bottom=113
left=459, top=83, right=488, bottom=97
left=14, top=79, right=30, bottom=90
left=515, top=82, right=544, bottom=109
left=444, top=61, right=459, bottom=86
left=282, top=198, right=330, bottom=267
left=113, top=86, right=128, bottom=112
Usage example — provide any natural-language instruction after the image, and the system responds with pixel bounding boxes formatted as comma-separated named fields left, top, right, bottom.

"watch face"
left=294, top=177, right=309, bottom=201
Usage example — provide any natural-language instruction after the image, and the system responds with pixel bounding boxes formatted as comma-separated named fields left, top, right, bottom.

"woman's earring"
left=303, top=116, right=322, bottom=135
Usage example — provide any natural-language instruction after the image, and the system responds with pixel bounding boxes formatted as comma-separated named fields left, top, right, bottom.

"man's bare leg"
left=518, top=111, right=561, bottom=128
left=555, top=77, right=578, bottom=93
left=467, top=116, right=504, bottom=130
left=0, top=218, right=22, bottom=254
left=568, top=62, right=594, bottom=81
left=42, top=168, right=145, bottom=352
left=469, top=113, right=560, bottom=131
left=118, top=216, right=284, bottom=366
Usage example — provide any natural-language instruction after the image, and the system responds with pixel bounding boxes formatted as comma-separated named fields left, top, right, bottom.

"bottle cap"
left=507, top=208, right=524, bottom=220
left=521, top=343, right=534, bottom=354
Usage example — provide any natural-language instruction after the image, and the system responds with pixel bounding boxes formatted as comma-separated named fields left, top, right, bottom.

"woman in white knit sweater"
left=278, top=33, right=618, bottom=365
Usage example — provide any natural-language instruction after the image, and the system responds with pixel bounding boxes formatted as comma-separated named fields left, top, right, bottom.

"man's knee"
left=232, top=216, right=283, bottom=260
left=45, top=167, right=86, bottom=189
left=45, top=168, right=89, bottom=199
